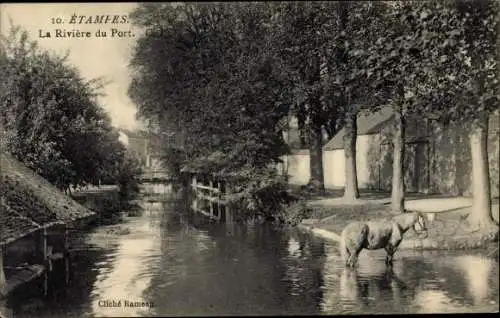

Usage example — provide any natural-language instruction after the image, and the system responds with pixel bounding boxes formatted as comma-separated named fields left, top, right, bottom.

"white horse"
left=340, top=211, right=428, bottom=268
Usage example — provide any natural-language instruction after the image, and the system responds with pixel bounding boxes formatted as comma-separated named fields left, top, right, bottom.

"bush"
left=1, top=26, right=127, bottom=193
left=279, top=200, right=313, bottom=226
left=116, top=151, right=142, bottom=201
left=72, top=190, right=128, bottom=225
left=224, top=172, right=301, bottom=224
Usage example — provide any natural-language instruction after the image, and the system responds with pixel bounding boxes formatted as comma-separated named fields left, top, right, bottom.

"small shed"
left=0, top=199, right=63, bottom=297
left=1, top=151, right=97, bottom=297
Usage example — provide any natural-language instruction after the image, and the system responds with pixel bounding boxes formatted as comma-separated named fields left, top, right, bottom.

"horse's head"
left=412, top=212, right=428, bottom=238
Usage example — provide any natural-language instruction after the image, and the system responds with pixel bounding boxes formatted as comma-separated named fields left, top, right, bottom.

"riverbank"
left=71, top=186, right=142, bottom=224
left=297, top=194, right=499, bottom=251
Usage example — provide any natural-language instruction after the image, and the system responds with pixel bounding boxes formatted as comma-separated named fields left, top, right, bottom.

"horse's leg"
left=342, top=240, right=359, bottom=268
left=384, top=245, right=396, bottom=266
left=348, top=225, right=369, bottom=268
left=349, top=243, right=365, bottom=268
left=347, top=248, right=361, bottom=268
left=344, top=246, right=352, bottom=267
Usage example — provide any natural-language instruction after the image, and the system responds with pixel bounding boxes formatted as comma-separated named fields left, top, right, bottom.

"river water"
left=3, top=185, right=499, bottom=317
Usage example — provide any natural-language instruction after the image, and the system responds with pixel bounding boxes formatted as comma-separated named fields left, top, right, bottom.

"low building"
left=0, top=199, right=63, bottom=297
left=0, top=151, right=97, bottom=297
left=323, top=107, right=499, bottom=196
left=281, top=107, right=499, bottom=197
left=279, top=116, right=326, bottom=186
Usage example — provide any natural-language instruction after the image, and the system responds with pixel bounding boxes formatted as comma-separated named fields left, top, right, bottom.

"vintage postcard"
left=0, top=2, right=499, bottom=317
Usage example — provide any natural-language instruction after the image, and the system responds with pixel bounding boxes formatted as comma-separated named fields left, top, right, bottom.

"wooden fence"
left=191, top=176, right=233, bottom=223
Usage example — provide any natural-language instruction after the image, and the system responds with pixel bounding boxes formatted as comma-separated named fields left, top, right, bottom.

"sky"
left=1, top=3, right=143, bottom=130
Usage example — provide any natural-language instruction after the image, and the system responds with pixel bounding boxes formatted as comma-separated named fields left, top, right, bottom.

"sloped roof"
left=0, top=200, right=61, bottom=246
left=1, top=176, right=60, bottom=225
left=0, top=152, right=96, bottom=225
left=324, top=106, right=394, bottom=151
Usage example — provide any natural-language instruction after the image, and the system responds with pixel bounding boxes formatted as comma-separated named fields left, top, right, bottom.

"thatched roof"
left=0, top=152, right=96, bottom=228
left=0, top=200, right=62, bottom=246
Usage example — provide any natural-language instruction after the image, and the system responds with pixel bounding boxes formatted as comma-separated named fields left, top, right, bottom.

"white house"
left=280, top=107, right=394, bottom=189
left=323, top=106, right=394, bottom=189
left=118, top=130, right=129, bottom=146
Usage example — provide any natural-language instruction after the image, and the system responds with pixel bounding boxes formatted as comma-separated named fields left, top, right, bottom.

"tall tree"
left=129, top=3, right=294, bottom=219
left=336, top=1, right=360, bottom=200
left=451, top=0, right=499, bottom=231
left=327, top=1, right=389, bottom=201
left=0, top=25, right=131, bottom=192
left=367, top=1, right=470, bottom=213
left=273, top=1, right=339, bottom=193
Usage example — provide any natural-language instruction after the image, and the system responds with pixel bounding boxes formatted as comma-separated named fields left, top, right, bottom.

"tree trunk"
left=343, top=111, right=360, bottom=200
left=309, top=122, right=325, bottom=193
left=306, top=50, right=325, bottom=194
left=0, top=246, right=5, bottom=291
left=297, top=102, right=308, bottom=148
left=468, top=116, right=496, bottom=229
left=391, top=108, right=405, bottom=213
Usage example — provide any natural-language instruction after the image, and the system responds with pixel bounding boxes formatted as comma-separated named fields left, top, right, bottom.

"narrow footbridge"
left=139, top=169, right=171, bottom=183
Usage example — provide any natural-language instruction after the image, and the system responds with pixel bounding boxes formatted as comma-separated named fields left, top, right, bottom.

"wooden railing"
left=191, top=176, right=232, bottom=223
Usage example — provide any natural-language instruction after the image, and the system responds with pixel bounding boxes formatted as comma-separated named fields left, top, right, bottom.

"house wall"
left=281, top=111, right=499, bottom=196
left=488, top=124, right=500, bottom=197
left=322, top=112, right=499, bottom=196
left=323, top=149, right=344, bottom=188
left=357, top=135, right=381, bottom=188
left=280, top=151, right=310, bottom=185
left=324, top=134, right=381, bottom=189
left=430, top=120, right=467, bottom=195
left=430, top=114, right=499, bottom=197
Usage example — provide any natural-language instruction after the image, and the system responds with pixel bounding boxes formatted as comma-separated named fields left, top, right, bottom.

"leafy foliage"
left=129, top=3, right=295, bottom=219
left=0, top=25, right=139, bottom=193
left=129, top=1, right=498, bottom=223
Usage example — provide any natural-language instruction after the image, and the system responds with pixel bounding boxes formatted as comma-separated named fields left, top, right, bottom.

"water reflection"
left=5, top=234, right=118, bottom=318
left=89, top=217, right=161, bottom=317
left=457, top=255, right=493, bottom=304
left=140, top=209, right=326, bottom=316
left=4, top=194, right=499, bottom=317
left=140, top=183, right=172, bottom=195
left=322, top=246, right=499, bottom=314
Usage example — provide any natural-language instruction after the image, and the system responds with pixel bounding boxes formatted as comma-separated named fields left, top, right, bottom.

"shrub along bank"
left=71, top=188, right=140, bottom=225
